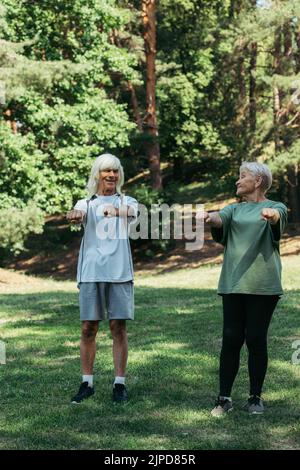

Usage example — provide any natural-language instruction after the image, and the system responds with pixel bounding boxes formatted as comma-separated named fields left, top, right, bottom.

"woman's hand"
left=261, top=208, right=280, bottom=225
left=66, top=210, right=86, bottom=224
left=196, top=210, right=223, bottom=228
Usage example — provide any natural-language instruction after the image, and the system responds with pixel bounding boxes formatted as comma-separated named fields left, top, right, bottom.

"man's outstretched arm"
left=66, top=209, right=86, bottom=224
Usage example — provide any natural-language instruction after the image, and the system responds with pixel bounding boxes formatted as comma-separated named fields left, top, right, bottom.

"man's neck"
left=97, top=189, right=116, bottom=196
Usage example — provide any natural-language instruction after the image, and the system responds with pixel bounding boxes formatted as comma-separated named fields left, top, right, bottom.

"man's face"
left=98, top=168, right=119, bottom=194
left=236, top=170, right=261, bottom=196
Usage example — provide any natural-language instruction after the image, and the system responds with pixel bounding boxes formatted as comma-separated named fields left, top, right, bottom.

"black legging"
left=219, top=294, right=279, bottom=397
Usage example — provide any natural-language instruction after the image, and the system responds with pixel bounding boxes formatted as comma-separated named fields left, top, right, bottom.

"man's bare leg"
left=110, top=320, right=128, bottom=376
left=71, top=320, right=99, bottom=403
left=81, top=320, right=99, bottom=374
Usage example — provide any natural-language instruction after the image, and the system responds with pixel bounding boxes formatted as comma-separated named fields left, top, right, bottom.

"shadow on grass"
left=0, top=287, right=299, bottom=450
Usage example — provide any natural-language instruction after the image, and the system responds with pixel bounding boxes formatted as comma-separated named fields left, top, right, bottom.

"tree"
left=0, top=0, right=138, bottom=254
left=155, top=0, right=229, bottom=181
left=204, top=0, right=300, bottom=220
left=142, top=0, right=162, bottom=190
left=1, top=0, right=137, bottom=214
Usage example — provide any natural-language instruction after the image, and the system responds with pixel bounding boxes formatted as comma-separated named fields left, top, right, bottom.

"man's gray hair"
left=240, top=161, right=272, bottom=192
left=86, top=153, right=125, bottom=197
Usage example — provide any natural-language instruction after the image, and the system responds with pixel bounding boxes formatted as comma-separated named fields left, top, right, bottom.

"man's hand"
left=103, top=205, right=133, bottom=217
left=66, top=210, right=86, bottom=224
left=261, top=208, right=280, bottom=225
left=103, top=205, right=118, bottom=217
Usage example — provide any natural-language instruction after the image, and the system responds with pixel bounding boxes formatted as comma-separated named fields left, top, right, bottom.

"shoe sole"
left=211, top=407, right=233, bottom=417
left=71, top=395, right=94, bottom=404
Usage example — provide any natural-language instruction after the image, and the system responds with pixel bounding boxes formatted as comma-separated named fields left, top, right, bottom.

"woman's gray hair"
left=240, top=161, right=272, bottom=192
left=86, top=153, right=124, bottom=197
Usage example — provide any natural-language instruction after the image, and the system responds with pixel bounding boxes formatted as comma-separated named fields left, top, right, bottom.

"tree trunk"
left=287, top=164, right=300, bottom=222
left=273, top=27, right=282, bottom=153
left=3, top=109, right=17, bottom=134
left=249, top=42, right=257, bottom=140
left=127, top=81, right=143, bottom=132
left=173, top=155, right=183, bottom=181
left=235, top=42, right=248, bottom=159
left=142, top=0, right=162, bottom=191
left=295, top=28, right=300, bottom=73
left=294, top=27, right=300, bottom=222
left=229, top=0, right=243, bottom=18
left=283, top=20, right=292, bottom=58
left=284, top=21, right=300, bottom=222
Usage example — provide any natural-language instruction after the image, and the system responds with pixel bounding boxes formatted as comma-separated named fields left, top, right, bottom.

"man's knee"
left=110, top=320, right=127, bottom=339
left=81, top=321, right=98, bottom=340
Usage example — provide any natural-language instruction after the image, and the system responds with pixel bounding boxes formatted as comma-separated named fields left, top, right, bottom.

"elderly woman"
left=202, top=162, right=287, bottom=416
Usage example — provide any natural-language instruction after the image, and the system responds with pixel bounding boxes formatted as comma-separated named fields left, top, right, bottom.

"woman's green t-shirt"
left=211, top=200, right=288, bottom=295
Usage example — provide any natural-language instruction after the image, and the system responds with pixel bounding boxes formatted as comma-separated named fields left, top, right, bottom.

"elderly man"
left=200, top=161, right=287, bottom=416
left=66, top=154, right=138, bottom=404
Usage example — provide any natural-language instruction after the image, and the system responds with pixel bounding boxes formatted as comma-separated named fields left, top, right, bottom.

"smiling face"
left=98, top=168, right=119, bottom=195
left=236, top=169, right=262, bottom=197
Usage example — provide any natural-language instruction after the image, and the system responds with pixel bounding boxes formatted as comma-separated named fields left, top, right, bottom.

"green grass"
left=0, top=256, right=300, bottom=450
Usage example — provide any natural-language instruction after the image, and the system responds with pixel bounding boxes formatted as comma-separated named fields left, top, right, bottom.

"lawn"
left=0, top=255, right=299, bottom=450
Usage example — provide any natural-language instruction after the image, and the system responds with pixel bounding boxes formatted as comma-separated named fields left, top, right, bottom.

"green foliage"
left=129, top=182, right=180, bottom=257
left=130, top=183, right=166, bottom=207
left=0, top=200, right=44, bottom=253
left=0, top=0, right=135, bottom=214
left=0, top=123, right=49, bottom=206
left=268, top=140, right=300, bottom=171
left=0, top=0, right=139, bottom=252
left=1, top=0, right=300, bottom=258
left=156, top=1, right=230, bottom=165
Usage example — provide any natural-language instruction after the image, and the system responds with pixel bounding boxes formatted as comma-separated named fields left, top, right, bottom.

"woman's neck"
left=243, top=192, right=267, bottom=203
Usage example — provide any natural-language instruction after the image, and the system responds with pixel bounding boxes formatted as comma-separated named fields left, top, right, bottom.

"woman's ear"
left=255, top=175, right=263, bottom=189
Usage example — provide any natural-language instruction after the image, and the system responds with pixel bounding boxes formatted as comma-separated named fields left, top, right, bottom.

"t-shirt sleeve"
left=123, top=195, right=138, bottom=223
left=73, top=199, right=88, bottom=212
left=211, top=204, right=236, bottom=246
left=270, top=202, right=288, bottom=242
left=73, top=199, right=88, bottom=227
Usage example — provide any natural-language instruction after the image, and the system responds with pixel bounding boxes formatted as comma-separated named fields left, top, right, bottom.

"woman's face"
left=236, top=170, right=261, bottom=196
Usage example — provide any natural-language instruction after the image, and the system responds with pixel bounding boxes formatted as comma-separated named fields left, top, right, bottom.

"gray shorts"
left=79, top=281, right=134, bottom=321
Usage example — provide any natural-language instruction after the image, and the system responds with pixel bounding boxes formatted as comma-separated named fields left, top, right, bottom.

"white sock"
left=114, top=376, right=125, bottom=386
left=82, top=375, right=93, bottom=387
left=220, top=396, right=232, bottom=401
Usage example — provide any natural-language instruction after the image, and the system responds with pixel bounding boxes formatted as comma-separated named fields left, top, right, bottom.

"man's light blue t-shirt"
left=74, top=194, right=138, bottom=284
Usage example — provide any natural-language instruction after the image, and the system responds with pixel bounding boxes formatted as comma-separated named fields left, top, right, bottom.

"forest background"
left=0, top=0, right=300, bottom=264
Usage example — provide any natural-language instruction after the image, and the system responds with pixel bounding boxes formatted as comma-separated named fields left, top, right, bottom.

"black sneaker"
left=113, top=383, right=128, bottom=404
left=71, top=382, right=94, bottom=404
left=211, top=396, right=233, bottom=417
